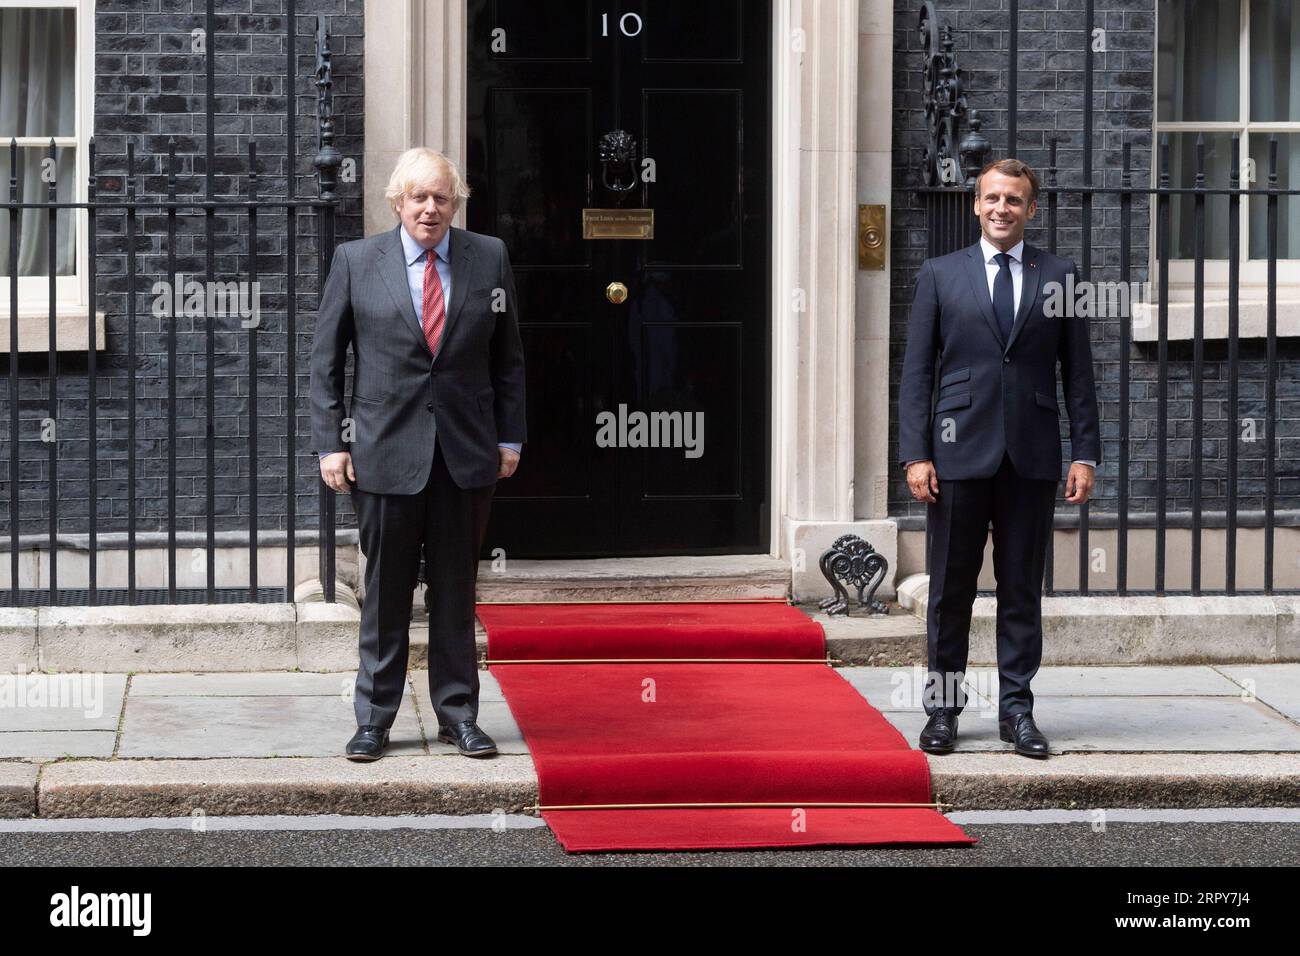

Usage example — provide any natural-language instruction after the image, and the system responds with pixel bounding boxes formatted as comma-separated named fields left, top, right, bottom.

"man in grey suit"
left=899, top=158, right=1100, bottom=759
left=310, top=147, right=527, bottom=761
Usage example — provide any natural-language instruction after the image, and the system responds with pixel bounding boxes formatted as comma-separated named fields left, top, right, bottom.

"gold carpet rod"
left=475, top=598, right=796, bottom=605
left=529, top=800, right=954, bottom=812
left=486, top=656, right=843, bottom=665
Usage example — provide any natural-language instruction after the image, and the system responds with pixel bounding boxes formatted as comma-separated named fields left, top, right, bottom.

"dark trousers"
left=350, top=443, right=495, bottom=729
left=923, top=449, right=1057, bottom=721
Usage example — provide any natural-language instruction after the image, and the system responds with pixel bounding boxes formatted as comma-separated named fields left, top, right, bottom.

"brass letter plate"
left=583, top=208, right=654, bottom=240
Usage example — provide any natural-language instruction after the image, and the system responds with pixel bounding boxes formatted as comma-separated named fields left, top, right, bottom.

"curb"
left=4, top=752, right=1298, bottom=819
left=930, top=752, right=1300, bottom=810
left=29, top=755, right=538, bottom=819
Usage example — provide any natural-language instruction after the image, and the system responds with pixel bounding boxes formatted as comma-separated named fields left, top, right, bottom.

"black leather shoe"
left=919, top=709, right=958, bottom=754
left=437, top=720, right=498, bottom=757
left=345, top=725, right=389, bottom=761
left=999, top=713, right=1050, bottom=758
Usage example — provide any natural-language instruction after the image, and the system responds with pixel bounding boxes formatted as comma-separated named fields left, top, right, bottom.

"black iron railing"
left=914, top=1, right=1299, bottom=597
left=0, top=0, right=341, bottom=606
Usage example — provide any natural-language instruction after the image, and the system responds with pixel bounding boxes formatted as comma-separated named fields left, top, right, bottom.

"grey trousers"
left=350, top=444, right=495, bottom=729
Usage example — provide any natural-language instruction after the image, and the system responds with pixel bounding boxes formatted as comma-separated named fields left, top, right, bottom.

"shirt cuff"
left=499, top=442, right=522, bottom=454
left=1072, top=459, right=1096, bottom=467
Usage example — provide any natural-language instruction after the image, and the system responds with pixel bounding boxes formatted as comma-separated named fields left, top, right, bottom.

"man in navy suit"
left=898, top=158, right=1101, bottom=758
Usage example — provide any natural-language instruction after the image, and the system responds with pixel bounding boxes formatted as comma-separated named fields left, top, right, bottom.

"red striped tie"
left=422, top=248, right=446, bottom=356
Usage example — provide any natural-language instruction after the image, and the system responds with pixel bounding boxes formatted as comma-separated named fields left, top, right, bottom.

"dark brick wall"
left=889, top=0, right=1300, bottom=519
left=0, top=0, right=364, bottom=537
left=7, top=0, right=1296, bottom=544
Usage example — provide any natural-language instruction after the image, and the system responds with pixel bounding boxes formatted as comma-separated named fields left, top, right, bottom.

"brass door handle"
left=605, top=281, right=628, bottom=304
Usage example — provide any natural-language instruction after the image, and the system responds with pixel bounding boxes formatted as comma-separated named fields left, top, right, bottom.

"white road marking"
left=0, top=813, right=548, bottom=833
left=946, top=808, right=1300, bottom=824
left=0, top=808, right=1296, bottom=833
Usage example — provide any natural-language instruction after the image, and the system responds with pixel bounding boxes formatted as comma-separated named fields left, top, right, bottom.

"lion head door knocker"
left=582, top=129, right=655, bottom=240
left=818, top=535, right=890, bottom=616
left=598, top=129, right=639, bottom=205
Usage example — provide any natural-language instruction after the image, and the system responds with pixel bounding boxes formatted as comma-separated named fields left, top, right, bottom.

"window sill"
left=1130, top=289, right=1300, bottom=342
left=0, top=308, right=106, bottom=352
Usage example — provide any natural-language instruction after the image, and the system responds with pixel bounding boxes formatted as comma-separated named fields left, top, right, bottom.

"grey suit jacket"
left=310, top=224, right=527, bottom=493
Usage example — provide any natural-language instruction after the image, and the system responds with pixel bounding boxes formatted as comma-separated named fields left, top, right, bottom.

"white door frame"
left=361, top=1, right=896, bottom=595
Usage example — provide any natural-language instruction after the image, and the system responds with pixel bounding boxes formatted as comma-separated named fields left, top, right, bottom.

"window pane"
left=0, top=146, right=77, bottom=277
left=1248, top=134, right=1299, bottom=259
left=1157, top=0, right=1241, bottom=121
left=1163, top=133, right=1234, bottom=259
left=1250, top=0, right=1300, bottom=121
left=0, top=7, right=77, bottom=138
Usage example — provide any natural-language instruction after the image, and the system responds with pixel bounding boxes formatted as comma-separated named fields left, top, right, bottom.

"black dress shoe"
left=919, top=709, right=958, bottom=754
left=437, top=720, right=498, bottom=757
left=999, top=713, right=1050, bottom=758
left=345, top=725, right=390, bottom=761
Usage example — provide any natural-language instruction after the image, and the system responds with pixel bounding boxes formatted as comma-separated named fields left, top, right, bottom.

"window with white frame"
left=1156, top=0, right=1300, bottom=259
left=0, top=0, right=94, bottom=321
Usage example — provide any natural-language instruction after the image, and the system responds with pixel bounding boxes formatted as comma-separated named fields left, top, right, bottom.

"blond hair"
left=384, top=147, right=471, bottom=216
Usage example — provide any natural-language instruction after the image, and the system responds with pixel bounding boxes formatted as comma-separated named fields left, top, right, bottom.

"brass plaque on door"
left=583, top=208, right=654, bottom=240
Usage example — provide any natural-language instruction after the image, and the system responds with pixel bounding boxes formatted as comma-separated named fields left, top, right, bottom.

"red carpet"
left=479, top=602, right=975, bottom=852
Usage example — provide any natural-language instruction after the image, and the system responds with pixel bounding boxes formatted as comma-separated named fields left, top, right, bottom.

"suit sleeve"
left=1058, top=261, right=1102, bottom=465
left=491, top=238, right=528, bottom=445
left=309, top=244, right=355, bottom=457
left=898, top=258, right=940, bottom=469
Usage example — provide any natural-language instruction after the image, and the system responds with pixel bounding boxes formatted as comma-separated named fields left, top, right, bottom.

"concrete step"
left=814, top=605, right=927, bottom=666
left=410, top=555, right=790, bottom=618
left=14, top=590, right=1296, bottom=674
left=476, top=555, right=790, bottom=603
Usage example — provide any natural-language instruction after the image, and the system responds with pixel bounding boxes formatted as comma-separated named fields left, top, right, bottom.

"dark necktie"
left=993, top=251, right=1015, bottom=344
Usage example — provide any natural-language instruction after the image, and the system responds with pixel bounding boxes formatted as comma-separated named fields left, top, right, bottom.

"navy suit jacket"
left=898, top=239, right=1101, bottom=481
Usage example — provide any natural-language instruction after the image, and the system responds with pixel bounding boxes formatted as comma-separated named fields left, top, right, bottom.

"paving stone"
left=885, top=696, right=1300, bottom=753
left=836, top=665, right=995, bottom=712
left=0, top=731, right=116, bottom=760
left=991, top=665, right=1244, bottom=698
left=130, top=671, right=355, bottom=697
left=117, top=690, right=425, bottom=758
left=1216, top=664, right=1300, bottom=722
left=0, top=673, right=128, bottom=731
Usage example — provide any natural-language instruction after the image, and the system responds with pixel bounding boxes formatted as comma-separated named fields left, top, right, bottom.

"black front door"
left=466, top=0, right=771, bottom=557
